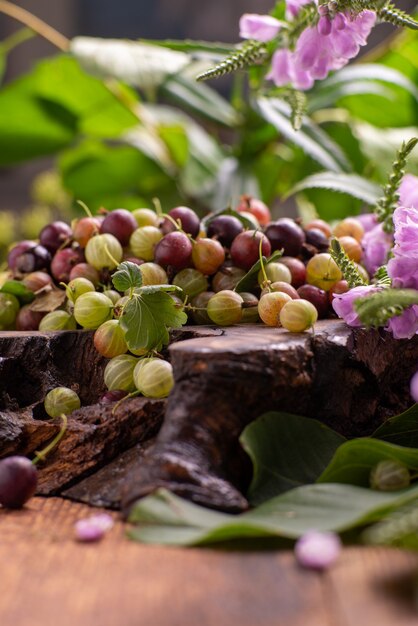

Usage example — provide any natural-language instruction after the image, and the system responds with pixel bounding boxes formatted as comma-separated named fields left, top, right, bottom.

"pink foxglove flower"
left=239, top=14, right=282, bottom=42
left=332, top=285, right=381, bottom=327
left=411, top=371, right=418, bottom=403
left=295, top=531, right=341, bottom=570
left=387, top=206, right=418, bottom=290
left=362, top=223, right=393, bottom=277
left=286, top=0, right=312, bottom=20
left=398, top=173, right=418, bottom=210
left=386, top=306, right=418, bottom=339
left=75, top=513, right=114, bottom=542
left=267, top=48, right=315, bottom=90
left=356, top=213, right=378, bottom=233
left=267, top=9, right=375, bottom=90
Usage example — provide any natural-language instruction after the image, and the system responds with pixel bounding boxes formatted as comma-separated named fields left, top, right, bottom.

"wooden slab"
left=1, top=497, right=418, bottom=626
left=1, top=322, right=418, bottom=514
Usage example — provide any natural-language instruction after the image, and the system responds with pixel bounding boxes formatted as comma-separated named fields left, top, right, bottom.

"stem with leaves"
left=375, top=137, right=418, bottom=233
left=355, top=288, right=418, bottom=328
left=330, top=238, right=367, bottom=288
left=197, top=40, right=268, bottom=82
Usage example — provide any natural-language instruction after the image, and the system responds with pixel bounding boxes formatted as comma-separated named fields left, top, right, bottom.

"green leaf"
left=112, top=262, right=143, bottom=292
left=34, top=55, right=138, bottom=138
left=158, top=124, right=189, bottom=168
left=0, top=280, right=35, bottom=304
left=373, top=404, right=418, bottom=447
left=0, top=73, right=76, bottom=166
left=309, top=82, right=394, bottom=112
left=309, top=64, right=418, bottom=113
left=321, top=64, right=418, bottom=101
left=317, top=438, right=418, bottom=487
left=161, top=73, right=240, bottom=128
left=128, top=483, right=418, bottom=546
left=71, top=37, right=190, bottom=91
left=211, top=158, right=261, bottom=210
left=235, top=250, right=284, bottom=293
left=254, top=97, right=350, bottom=173
left=59, top=140, right=169, bottom=209
left=0, top=48, right=5, bottom=86
left=286, top=172, right=381, bottom=205
left=119, top=291, right=187, bottom=352
left=140, top=39, right=234, bottom=56
left=240, top=412, right=346, bottom=505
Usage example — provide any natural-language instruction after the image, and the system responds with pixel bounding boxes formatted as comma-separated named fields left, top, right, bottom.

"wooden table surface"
left=2, top=497, right=418, bottom=626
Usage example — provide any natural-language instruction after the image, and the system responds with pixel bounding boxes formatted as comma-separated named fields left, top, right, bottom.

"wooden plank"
left=1, top=498, right=418, bottom=626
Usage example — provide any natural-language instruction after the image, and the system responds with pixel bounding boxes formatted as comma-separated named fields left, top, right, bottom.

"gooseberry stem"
left=258, top=237, right=271, bottom=291
left=112, top=390, right=140, bottom=415
left=0, top=1, right=70, bottom=51
left=104, top=245, right=121, bottom=269
left=77, top=200, right=94, bottom=219
left=32, top=414, right=68, bottom=465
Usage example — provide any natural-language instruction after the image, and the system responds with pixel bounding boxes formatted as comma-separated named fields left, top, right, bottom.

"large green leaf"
left=331, top=63, right=418, bottom=128
left=317, top=438, right=418, bottom=486
left=71, top=37, right=190, bottom=91
left=0, top=73, right=76, bottom=165
left=254, top=97, right=350, bottom=173
left=128, top=483, right=418, bottom=546
left=161, top=73, right=240, bottom=128
left=308, top=82, right=394, bottom=113
left=240, top=412, right=345, bottom=505
left=210, top=157, right=261, bottom=210
left=286, top=172, right=382, bottom=205
left=34, top=55, right=139, bottom=138
left=373, top=404, right=418, bottom=447
left=59, top=140, right=169, bottom=208
left=141, top=39, right=234, bottom=57
left=310, top=64, right=418, bottom=115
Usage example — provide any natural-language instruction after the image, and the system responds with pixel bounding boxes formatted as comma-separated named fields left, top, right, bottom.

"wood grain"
left=1, top=498, right=418, bottom=626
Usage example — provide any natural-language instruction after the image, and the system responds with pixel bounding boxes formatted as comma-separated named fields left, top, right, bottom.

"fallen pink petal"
left=295, top=531, right=342, bottom=570
left=75, top=513, right=115, bottom=542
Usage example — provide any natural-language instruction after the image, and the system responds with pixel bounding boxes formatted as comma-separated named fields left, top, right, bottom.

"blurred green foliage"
left=0, top=27, right=418, bottom=258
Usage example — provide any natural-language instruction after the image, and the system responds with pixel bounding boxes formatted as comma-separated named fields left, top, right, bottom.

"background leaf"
left=0, top=73, right=76, bottom=165
left=254, top=97, right=350, bottom=173
left=240, top=412, right=345, bottom=505
left=161, top=73, right=240, bottom=128
left=286, top=172, right=382, bottom=205
left=71, top=37, right=191, bottom=91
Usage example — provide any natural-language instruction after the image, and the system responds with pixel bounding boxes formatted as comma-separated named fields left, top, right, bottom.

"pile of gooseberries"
left=2, top=199, right=369, bottom=408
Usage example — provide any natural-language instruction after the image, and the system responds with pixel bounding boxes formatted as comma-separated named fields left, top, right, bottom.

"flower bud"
left=333, top=12, right=347, bottom=30
left=369, top=459, right=411, bottom=491
left=318, top=16, right=332, bottom=35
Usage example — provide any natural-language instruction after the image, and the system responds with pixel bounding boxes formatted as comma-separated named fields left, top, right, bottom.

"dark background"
left=0, top=0, right=415, bottom=211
